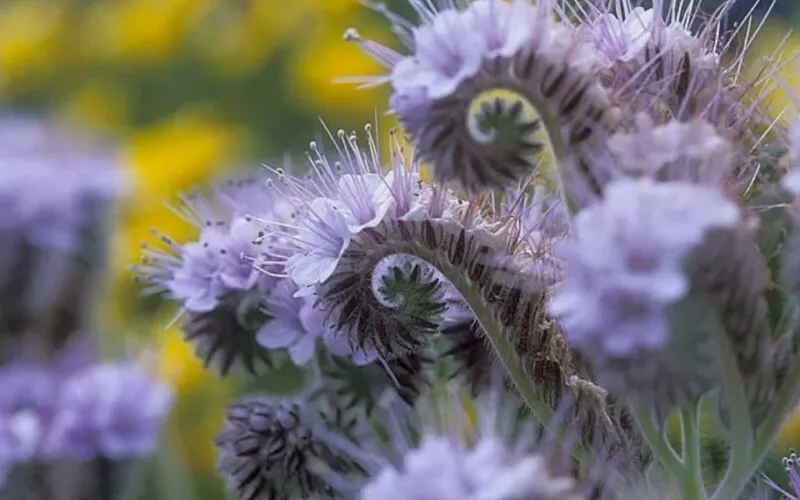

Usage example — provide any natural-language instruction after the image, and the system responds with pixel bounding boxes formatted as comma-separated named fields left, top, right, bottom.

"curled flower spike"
left=214, top=398, right=364, bottom=500
left=549, top=177, right=742, bottom=412
left=575, top=0, right=775, bottom=160
left=136, top=177, right=285, bottom=375
left=348, top=0, right=618, bottom=203
left=0, top=117, right=125, bottom=359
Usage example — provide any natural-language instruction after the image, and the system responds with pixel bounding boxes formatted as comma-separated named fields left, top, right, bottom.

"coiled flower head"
left=548, top=177, right=741, bottom=412
left=348, top=0, right=616, bottom=200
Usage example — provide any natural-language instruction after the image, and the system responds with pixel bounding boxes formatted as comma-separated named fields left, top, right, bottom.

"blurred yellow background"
left=0, top=0, right=798, bottom=496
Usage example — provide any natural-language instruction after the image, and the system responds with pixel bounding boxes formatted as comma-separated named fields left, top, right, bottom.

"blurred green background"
left=0, top=0, right=798, bottom=497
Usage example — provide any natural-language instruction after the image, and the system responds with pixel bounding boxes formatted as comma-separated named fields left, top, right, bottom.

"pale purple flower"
left=138, top=178, right=279, bottom=314
left=257, top=279, right=326, bottom=365
left=549, top=178, right=740, bottom=406
left=578, top=7, right=654, bottom=64
left=285, top=197, right=353, bottom=288
left=43, top=362, right=173, bottom=461
left=390, top=8, right=487, bottom=101
left=0, top=117, right=125, bottom=252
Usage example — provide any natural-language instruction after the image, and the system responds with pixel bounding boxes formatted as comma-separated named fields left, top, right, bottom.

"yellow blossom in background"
left=193, top=1, right=308, bottom=75
left=289, top=22, right=391, bottom=116
left=157, top=323, right=206, bottom=393
left=155, top=319, right=234, bottom=472
left=0, top=0, right=66, bottom=90
left=743, top=22, right=800, bottom=119
left=58, top=78, right=130, bottom=133
left=80, top=0, right=210, bottom=65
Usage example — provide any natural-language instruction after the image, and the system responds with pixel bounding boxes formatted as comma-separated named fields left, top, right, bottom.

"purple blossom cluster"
left=0, top=344, right=172, bottom=490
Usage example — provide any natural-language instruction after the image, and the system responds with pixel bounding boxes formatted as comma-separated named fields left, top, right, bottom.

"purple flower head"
left=548, top=177, right=740, bottom=408
left=138, top=177, right=280, bottom=313
left=43, top=362, right=173, bottom=461
left=136, top=176, right=292, bottom=375
left=251, top=125, right=427, bottom=292
left=0, top=117, right=125, bottom=252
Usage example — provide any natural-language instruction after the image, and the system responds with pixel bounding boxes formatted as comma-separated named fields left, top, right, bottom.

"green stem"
left=442, top=276, right=554, bottom=427
left=680, top=403, right=709, bottom=499
left=709, top=326, right=754, bottom=500
left=745, top=350, right=800, bottom=486
left=632, top=405, right=684, bottom=481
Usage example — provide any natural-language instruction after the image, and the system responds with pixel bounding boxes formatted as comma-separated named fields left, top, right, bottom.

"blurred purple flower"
left=0, top=117, right=125, bottom=252
left=43, top=362, right=173, bottom=461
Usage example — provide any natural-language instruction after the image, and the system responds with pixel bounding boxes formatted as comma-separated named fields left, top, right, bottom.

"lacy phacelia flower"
left=214, top=398, right=363, bottom=500
left=43, top=362, right=173, bottom=461
left=137, top=177, right=286, bottom=375
left=548, top=178, right=741, bottom=410
left=348, top=0, right=615, bottom=198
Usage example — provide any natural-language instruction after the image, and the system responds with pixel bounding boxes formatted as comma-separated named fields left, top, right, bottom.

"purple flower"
left=548, top=178, right=740, bottom=407
left=285, top=197, right=354, bottom=288
left=137, top=176, right=289, bottom=375
left=257, top=279, right=327, bottom=366
left=0, top=117, right=125, bottom=252
left=138, top=178, right=280, bottom=314
left=43, top=362, right=173, bottom=461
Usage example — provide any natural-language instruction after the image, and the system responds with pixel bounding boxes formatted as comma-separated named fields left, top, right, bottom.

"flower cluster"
left=134, top=0, right=800, bottom=498
left=0, top=116, right=173, bottom=497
